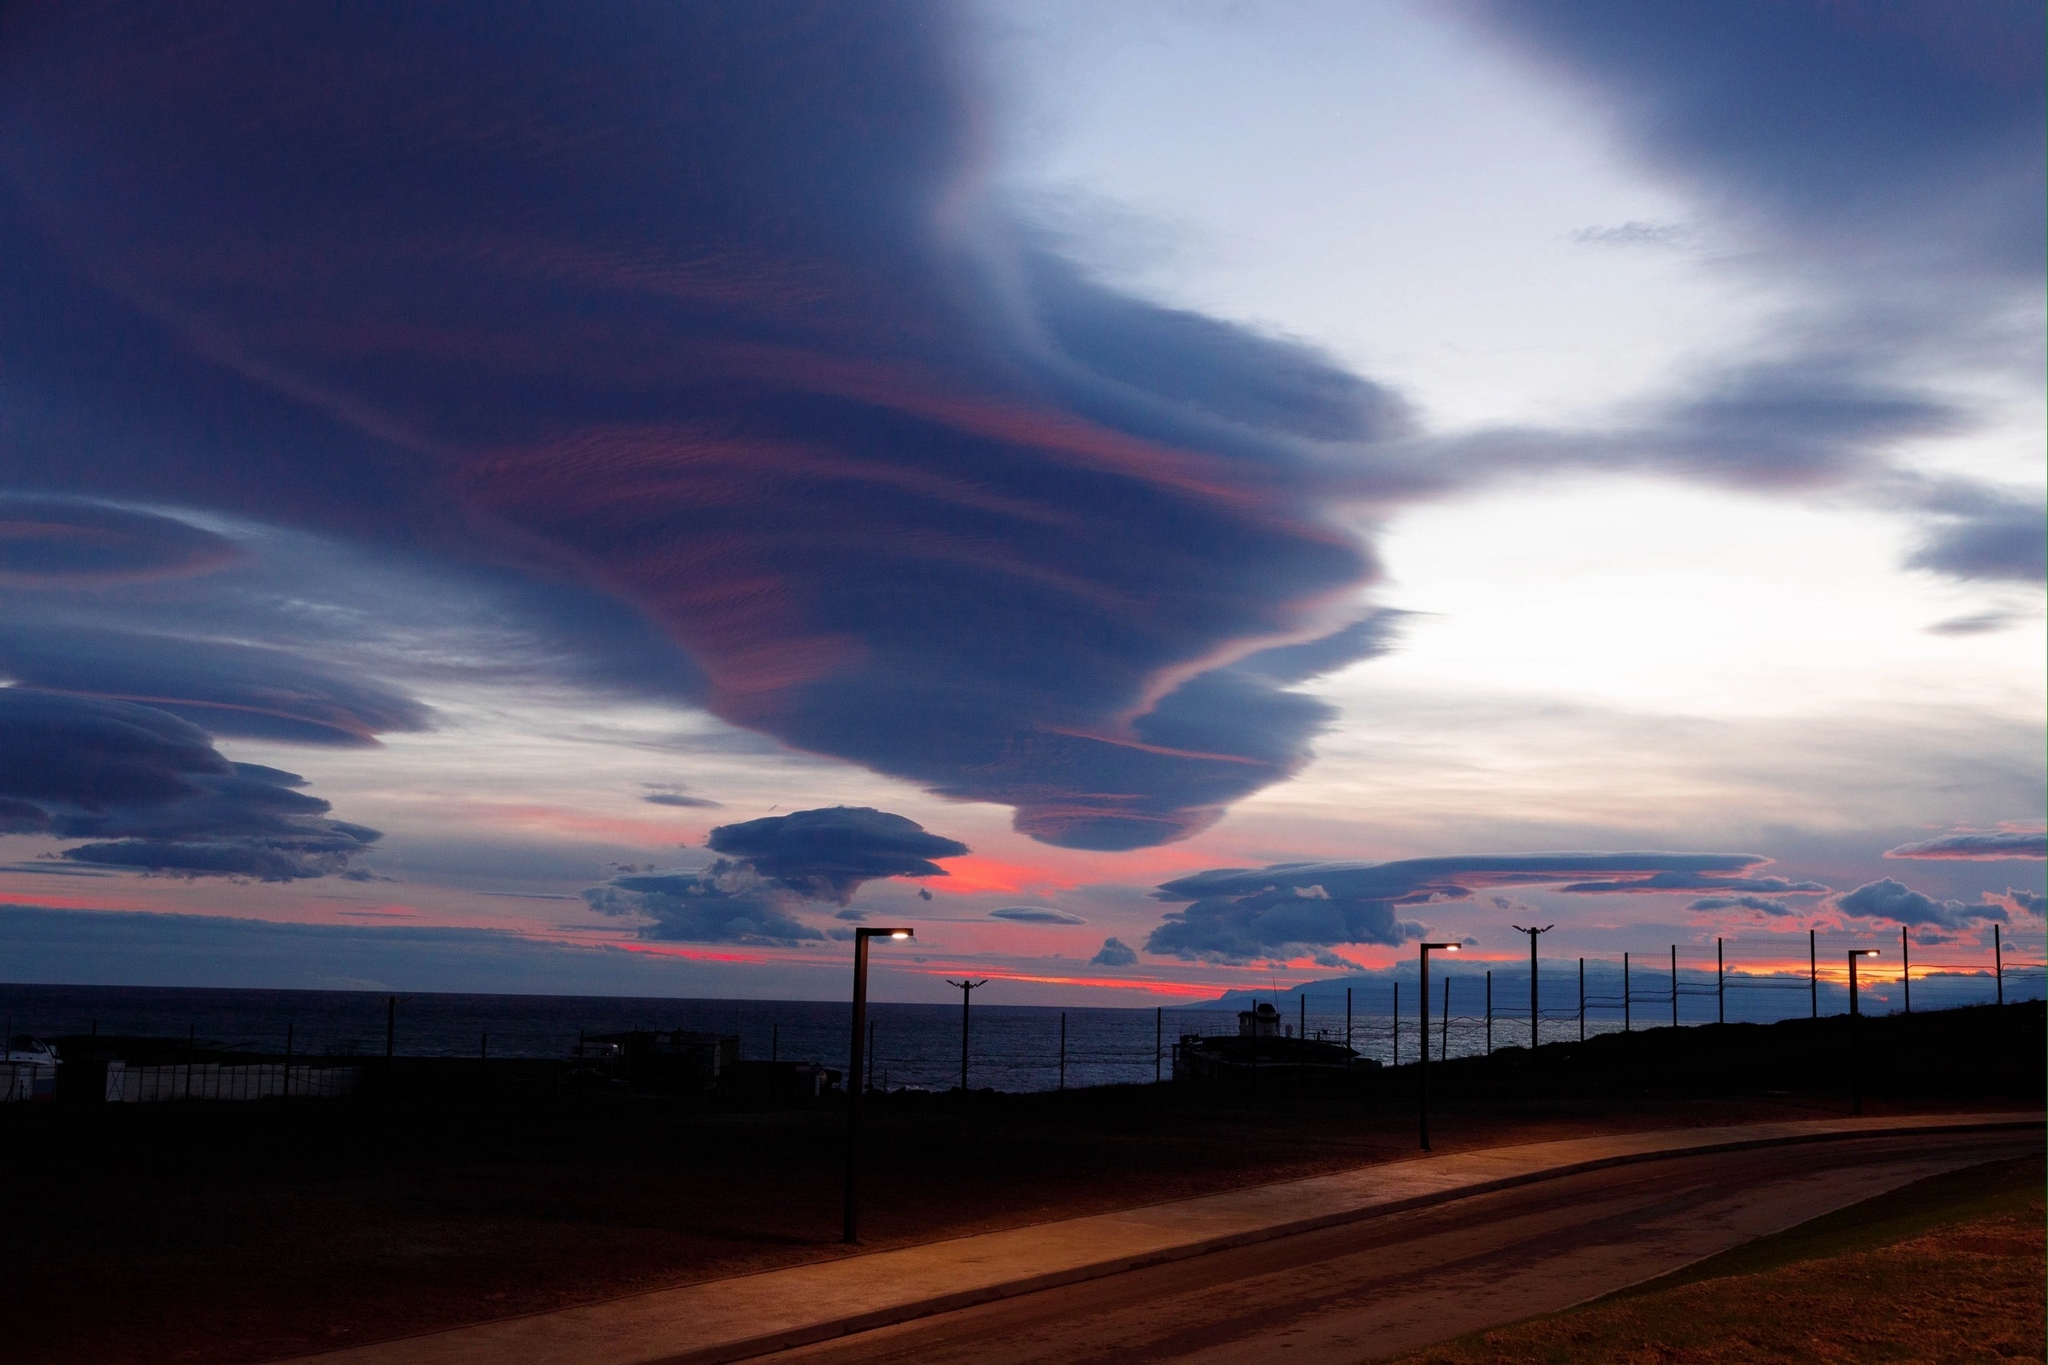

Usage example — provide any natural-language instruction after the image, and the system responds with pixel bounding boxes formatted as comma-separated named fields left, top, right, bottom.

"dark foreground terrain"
left=5, top=1002, right=2039, bottom=1365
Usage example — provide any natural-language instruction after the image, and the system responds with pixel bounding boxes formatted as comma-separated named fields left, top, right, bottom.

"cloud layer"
left=0, top=689, right=379, bottom=880
left=584, top=805, right=965, bottom=944
left=1145, top=852, right=1799, bottom=962
left=1885, top=830, right=2047, bottom=861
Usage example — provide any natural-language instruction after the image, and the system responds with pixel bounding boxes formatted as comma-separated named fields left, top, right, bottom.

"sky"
left=0, top=1, right=2040, bottom=1008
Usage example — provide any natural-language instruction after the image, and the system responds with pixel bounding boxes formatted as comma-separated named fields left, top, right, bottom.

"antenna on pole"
left=946, top=978, right=988, bottom=1094
left=1511, top=925, right=1554, bottom=1049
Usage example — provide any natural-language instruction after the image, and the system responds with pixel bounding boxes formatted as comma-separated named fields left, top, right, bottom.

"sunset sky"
left=1, top=2, right=2040, bottom=1005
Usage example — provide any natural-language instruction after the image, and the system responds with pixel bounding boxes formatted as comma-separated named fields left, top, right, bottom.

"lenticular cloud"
left=0, top=3, right=1406, bottom=850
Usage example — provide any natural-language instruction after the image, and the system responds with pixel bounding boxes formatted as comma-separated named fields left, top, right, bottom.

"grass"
left=1375, top=1154, right=2046, bottom=1364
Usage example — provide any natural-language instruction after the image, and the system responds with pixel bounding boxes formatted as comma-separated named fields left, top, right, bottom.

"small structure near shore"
left=1171, top=1003, right=1372, bottom=1082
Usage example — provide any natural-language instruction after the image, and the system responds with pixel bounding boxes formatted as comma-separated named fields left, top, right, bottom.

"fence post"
left=1392, top=981, right=1399, bottom=1066
left=1670, top=946, right=1678, bottom=1029
left=1059, top=1012, right=1067, bottom=1091
left=1577, top=958, right=1585, bottom=1042
left=1901, top=926, right=1910, bottom=1014
left=1346, top=987, right=1353, bottom=1057
left=1716, top=938, right=1725, bottom=1025
left=1623, top=953, right=1631, bottom=1032
left=1298, top=993, right=1305, bottom=1041
left=283, top=1023, right=293, bottom=1099
left=1155, top=1006, right=1163, bottom=1083
left=1485, top=972, right=1492, bottom=1055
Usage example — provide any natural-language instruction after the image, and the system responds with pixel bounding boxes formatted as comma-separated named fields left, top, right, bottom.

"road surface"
left=758, top=1130, right=2040, bottom=1365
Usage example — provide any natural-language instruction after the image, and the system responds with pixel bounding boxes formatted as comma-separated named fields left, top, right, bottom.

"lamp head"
left=1850, top=949, right=1879, bottom=958
left=856, top=926, right=915, bottom=941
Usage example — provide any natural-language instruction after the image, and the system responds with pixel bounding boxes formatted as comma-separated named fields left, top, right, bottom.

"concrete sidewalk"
left=290, top=1112, right=2038, bottom=1365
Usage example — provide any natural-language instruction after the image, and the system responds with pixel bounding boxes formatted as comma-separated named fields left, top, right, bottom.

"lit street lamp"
left=845, top=926, right=913, bottom=1243
left=1419, top=940, right=1461, bottom=1150
left=1847, top=949, right=1879, bottom=1117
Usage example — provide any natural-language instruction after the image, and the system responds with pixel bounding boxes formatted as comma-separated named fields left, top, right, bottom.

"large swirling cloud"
left=0, top=3, right=1407, bottom=850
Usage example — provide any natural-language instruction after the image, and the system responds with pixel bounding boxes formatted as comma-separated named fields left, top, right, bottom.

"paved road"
left=759, top=1131, right=2041, bottom=1365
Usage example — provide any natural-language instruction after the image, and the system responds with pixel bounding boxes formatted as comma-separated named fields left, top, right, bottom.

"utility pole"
left=1511, top=925, right=1552, bottom=1049
left=1994, top=924, right=2004, bottom=1005
left=946, top=978, right=987, bottom=1094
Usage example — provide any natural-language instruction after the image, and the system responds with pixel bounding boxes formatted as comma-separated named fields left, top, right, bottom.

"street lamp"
left=844, top=926, right=913, bottom=1243
left=1419, top=941, right=1461, bottom=1150
left=1847, top=949, right=1879, bottom=1117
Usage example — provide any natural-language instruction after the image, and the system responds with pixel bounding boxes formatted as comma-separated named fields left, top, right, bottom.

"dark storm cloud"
left=1885, top=830, right=2047, bottom=860
left=583, top=871, right=824, bottom=946
left=705, top=806, right=968, bottom=904
left=0, top=624, right=431, bottom=747
left=1090, top=937, right=1138, bottom=967
left=1903, top=483, right=2047, bottom=584
left=0, top=689, right=379, bottom=880
left=1834, top=877, right=2008, bottom=930
left=584, top=804, right=964, bottom=944
left=1470, top=2, right=2043, bottom=271
left=0, top=3, right=1395, bottom=852
left=1145, top=852, right=1787, bottom=962
left=1457, top=2, right=2043, bottom=557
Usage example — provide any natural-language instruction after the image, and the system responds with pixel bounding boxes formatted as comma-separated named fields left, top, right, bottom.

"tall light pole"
left=1419, top=940, right=1461, bottom=1150
left=845, top=926, right=913, bottom=1244
left=1511, top=925, right=1552, bottom=1049
left=946, top=977, right=987, bottom=1093
left=1847, top=949, right=1878, bottom=1117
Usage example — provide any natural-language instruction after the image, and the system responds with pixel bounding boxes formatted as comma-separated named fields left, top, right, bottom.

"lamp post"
left=1419, top=941, right=1461, bottom=1150
left=1847, top=949, right=1878, bottom=1117
left=845, top=927, right=913, bottom=1244
left=1511, top=925, right=1551, bottom=1048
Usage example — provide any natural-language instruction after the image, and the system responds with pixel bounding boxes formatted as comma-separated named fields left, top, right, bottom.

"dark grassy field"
left=5, top=1002, right=2039, bottom=1365
left=1379, top=1153, right=2047, bottom=1364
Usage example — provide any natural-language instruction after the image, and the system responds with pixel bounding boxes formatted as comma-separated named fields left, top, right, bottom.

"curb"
left=645, top=1116, right=2042, bottom=1365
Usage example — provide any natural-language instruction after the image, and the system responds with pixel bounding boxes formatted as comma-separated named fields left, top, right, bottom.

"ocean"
left=5, top=963, right=2034, bottom=1093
